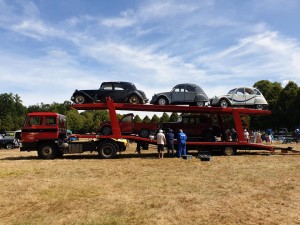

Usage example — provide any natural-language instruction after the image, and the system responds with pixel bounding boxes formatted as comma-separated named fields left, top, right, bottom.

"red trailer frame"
left=71, top=97, right=274, bottom=155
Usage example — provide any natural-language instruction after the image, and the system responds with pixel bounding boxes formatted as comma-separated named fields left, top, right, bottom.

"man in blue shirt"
left=166, top=129, right=175, bottom=157
left=177, top=129, right=187, bottom=158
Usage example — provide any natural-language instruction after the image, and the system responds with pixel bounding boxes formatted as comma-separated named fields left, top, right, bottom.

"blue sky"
left=1, top=0, right=300, bottom=107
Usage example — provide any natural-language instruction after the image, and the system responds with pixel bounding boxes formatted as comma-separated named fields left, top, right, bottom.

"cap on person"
left=159, top=130, right=163, bottom=133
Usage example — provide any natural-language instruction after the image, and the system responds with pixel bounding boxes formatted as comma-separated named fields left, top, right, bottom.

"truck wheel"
left=101, top=126, right=112, bottom=135
left=6, top=143, right=14, bottom=149
left=139, top=129, right=150, bottom=138
left=223, top=146, right=236, bottom=156
left=128, top=95, right=140, bottom=104
left=38, top=143, right=57, bottom=159
left=98, top=142, right=117, bottom=159
left=74, top=95, right=86, bottom=104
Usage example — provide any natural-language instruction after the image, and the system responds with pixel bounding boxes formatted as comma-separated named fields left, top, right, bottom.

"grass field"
left=0, top=143, right=300, bottom=225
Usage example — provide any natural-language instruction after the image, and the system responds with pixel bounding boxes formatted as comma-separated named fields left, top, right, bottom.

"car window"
left=186, top=85, right=196, bottom=92
left=245, top=88, right=254, bottom=95
left=114, top=83, right=125, bottom=91
left=228, top=89, right=235, bottom=94
left=190, top=117, right=195, bottom=124
left=236, top=88, right=245, bottom=95
left=254, top=89, right=261, bottom=95
left=182, top=117, right=189, bottom=124
left=101, top=83, right=113, bottom=90
left=173, top=87, right=183, bottom=92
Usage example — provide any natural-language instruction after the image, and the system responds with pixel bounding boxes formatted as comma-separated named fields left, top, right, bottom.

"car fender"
left=194, top=94, right=209, bottom=102
left=73, top=90, right=97, bottom=101
left=156, top=94, right=171, bottom=103
left=126, top=91, right=143, bottom=101
left=254, top=97, right=268, bottom=105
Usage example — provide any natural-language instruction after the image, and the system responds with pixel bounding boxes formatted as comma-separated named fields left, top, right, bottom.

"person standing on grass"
left=166, top=129, right=175, bottom=157
left=157, top=130, right=166, bottom=159
left=177, top=129, right=187, bottom=158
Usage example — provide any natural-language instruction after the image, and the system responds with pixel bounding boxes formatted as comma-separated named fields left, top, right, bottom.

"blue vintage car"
left=71, top=81, right=148, bottom=104
left=150, top=83, right=209, bottom=106
left=210, top=87, right=268, bottom=109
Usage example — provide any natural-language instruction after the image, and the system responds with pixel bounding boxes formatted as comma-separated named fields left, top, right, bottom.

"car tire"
left=5, top=143, right=14, bottom=149
left=255, top=104, right=263, bottom=110
left=74, top=95, right=86, bottom=104
left=139, top=129, right=150, bottom=138
left=219, top=99, right=229, bottom=108
left=196, top=101, right=205, bottom=107
left=157, top=97, right=168, bottom=105
left=102, top=126, right=112, bottom=135
left=128, top=95, right=140, bottom=104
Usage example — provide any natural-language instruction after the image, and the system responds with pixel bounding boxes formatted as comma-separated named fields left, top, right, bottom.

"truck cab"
left=21, top=112, right=67, bottom=151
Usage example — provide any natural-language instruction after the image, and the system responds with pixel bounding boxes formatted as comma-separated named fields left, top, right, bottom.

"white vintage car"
left=210, top=87, right=268, bottom=109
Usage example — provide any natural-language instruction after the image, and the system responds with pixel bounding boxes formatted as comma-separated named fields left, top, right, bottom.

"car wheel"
left=157, top=97, right=168, bottom=105
left=74, top=95, right=86, bottom=104
left=6, top=143, right=14, bottom=149
left=128, top=95, right=140, bottom=104
left=255, top=104, right=263, bottom=110
left=196, top=101, right=205, bottom=107
left=223, top=146, right=236, bottom=156
left=219, top=99, right=229, bottom=108
left=102, top=126, right=112, bottom=135
left=139, top=129, right=150, bottom=138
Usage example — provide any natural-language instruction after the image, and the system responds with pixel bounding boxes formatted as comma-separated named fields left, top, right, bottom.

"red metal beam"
left=71, top=98, right=271, bottom=115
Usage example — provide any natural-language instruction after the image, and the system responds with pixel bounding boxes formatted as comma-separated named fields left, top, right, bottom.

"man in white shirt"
left=157, top=130, right=166, bottom=159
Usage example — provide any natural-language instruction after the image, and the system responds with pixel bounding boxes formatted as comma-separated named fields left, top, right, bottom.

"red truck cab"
left=20, top=112, right=67, bottom=151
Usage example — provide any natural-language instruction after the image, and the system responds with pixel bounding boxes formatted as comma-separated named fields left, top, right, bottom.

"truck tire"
left=223, top=146, right=236, bottom=156
left=139, top=129, right=150, bottom=138
left=5, top=143, right=14, bottom=150
left=98, top=142, right=117, bottom=159
left=38, top=143, right=57, bottom=159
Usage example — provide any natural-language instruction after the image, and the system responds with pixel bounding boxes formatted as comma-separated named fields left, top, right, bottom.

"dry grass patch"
left=0, top=144, right=299, bottom=225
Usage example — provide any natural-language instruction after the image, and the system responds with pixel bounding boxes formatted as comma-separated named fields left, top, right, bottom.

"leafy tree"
left=151, top=114, right=160, bottom=123
left=142, top=115, right=151, bottom=123
left=159, top=112, right=169, bottom=123
left=133, top=115, right=142, bottom=123
left=66, top=109, right=84, bottom=133
left=169, top=112, right=179, bottom=122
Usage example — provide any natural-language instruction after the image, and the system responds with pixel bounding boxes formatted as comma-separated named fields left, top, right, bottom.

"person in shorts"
left=157, top=130, right=166, bottom=158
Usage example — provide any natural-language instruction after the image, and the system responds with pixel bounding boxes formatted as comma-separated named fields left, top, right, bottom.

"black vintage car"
left=150, top=83, right=209, bottom=106
left=71, top=82, right=148, bottom=104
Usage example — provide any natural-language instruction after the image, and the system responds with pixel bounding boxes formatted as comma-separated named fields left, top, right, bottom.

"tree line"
left=1, top=80, right=300, bottom=133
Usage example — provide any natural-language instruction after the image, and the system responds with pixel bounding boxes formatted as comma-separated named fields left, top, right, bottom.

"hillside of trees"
left=1, top=80, right=300, bottom=133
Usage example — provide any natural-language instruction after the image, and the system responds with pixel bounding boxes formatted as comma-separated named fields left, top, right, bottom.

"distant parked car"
left=71, top=81, right=148, bottom=104
left=150, top=83, right=209, bottom=106
left=210, top=87, right=268, bottom=109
